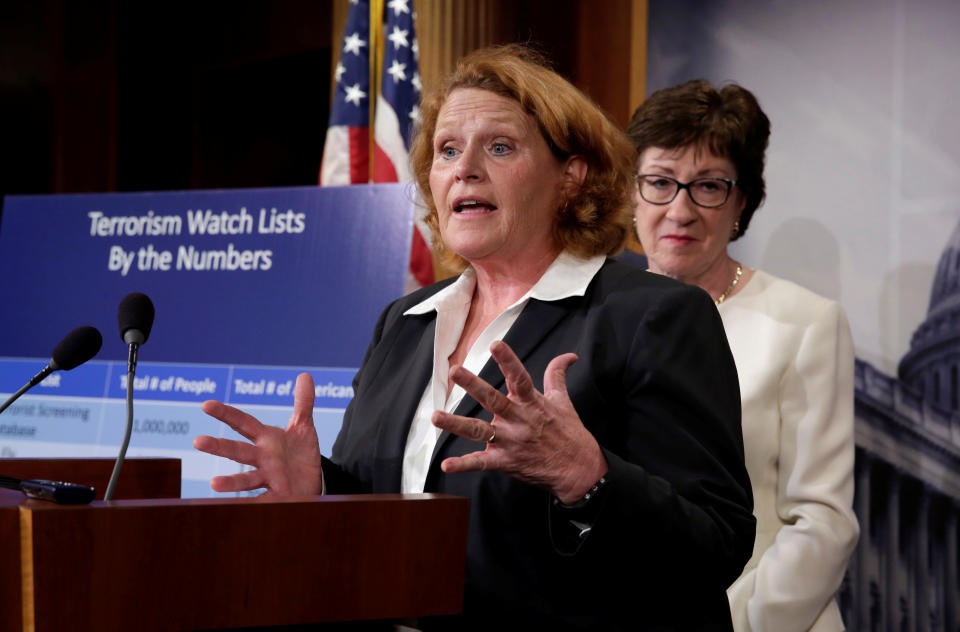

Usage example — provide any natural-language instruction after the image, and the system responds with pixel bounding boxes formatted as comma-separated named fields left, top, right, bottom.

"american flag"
left=373, top=0, right=419, bottom=183
left=319, top=0, right=371, bottom=185
left=320, top=0, right=434, bottom=290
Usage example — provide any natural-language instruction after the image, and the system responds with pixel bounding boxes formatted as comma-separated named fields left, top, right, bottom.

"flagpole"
left=369, top=0, right=384, bottom=183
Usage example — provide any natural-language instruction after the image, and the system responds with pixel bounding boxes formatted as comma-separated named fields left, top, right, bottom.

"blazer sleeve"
left=321, top=294, right=398, bottom=494
left=560, top=280, right=757, bottom=596
left=732, top=301, right=860, bottom=632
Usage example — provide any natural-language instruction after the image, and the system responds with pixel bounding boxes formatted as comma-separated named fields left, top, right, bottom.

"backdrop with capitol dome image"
left=0, top=184, right=416, bottom=499
left=646, top=0, right=960, bottom=627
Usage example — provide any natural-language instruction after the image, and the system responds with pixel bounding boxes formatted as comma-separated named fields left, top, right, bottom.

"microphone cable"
left=105, top=293, right=155, bottom=501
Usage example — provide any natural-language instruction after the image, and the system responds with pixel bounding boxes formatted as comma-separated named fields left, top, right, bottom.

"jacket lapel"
left=371, top=314, right=436, bottom=492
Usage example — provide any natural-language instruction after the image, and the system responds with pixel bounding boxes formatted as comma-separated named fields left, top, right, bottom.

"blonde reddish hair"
left=409, top=44, right=635, bottom=272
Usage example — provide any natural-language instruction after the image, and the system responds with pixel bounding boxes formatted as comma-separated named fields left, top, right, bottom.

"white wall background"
left=647, top=0, right=960, bottom=375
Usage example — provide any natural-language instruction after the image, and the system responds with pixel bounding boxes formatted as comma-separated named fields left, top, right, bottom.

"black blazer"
left=323, top=259, right=755, bottom=631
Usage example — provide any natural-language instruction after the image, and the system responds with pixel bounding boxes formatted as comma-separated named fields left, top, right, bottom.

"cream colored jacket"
left=720, top=270, right=859, bottom=632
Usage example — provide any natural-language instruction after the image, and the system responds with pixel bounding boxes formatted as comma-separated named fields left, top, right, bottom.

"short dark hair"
left=410, top=44, right=635, bottom=271
left=626, top=80, right=770, bottom=240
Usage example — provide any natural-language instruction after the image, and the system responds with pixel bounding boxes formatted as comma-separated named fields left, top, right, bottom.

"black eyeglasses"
left=633, top=174, right=737, bottom=208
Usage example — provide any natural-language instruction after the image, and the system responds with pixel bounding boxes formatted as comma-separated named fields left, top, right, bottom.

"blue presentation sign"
left=0, top=184, right=415, bottom=497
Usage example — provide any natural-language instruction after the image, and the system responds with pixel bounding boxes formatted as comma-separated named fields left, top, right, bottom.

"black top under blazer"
left=322, top=259, right=755, bottom=631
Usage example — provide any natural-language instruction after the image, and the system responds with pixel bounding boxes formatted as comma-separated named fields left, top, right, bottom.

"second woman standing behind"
left=627, top=80, right=859, bottom=632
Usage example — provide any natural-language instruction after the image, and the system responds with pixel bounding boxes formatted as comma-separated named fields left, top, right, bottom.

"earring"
left=730, top=220, right=740, bottom=240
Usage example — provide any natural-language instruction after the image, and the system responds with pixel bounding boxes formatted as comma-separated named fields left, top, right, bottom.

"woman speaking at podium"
left=195, top=45, right=755, bottom=631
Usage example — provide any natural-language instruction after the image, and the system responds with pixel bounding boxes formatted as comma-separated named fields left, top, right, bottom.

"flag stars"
left=335, top=62, right=346, bottom=83
left=343, top=32, right=367, bottom=56
left=412, top=39, right=419, bottom=60
left=387, top=26, right=409, bottom=50
left=387, top=0, right=410, bottom=16
left=344, top=83, right=367, bottom=106
left=412, top=72, right=422, bottom=92
left=409, top=104, right=420, bottom=122
left=387, top=60, right=407, bottom=83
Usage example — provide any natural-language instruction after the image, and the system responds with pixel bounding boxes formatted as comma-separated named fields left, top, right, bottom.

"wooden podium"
left=1, top=458, right=470, bottom=632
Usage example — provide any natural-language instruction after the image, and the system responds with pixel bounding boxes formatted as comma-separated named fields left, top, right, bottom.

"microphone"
left=106, top=292, right=155, bottom=501
left=52, top=325, right=104, bottom=371
left=117, top=292, right=155, bottom=373
left=0, top=326, right=103, bottom=415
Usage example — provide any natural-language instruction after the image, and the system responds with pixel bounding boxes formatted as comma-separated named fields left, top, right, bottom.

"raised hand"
left=193, top=372, right=323, bottom=497
left=432, top=341, right=607, bottom=504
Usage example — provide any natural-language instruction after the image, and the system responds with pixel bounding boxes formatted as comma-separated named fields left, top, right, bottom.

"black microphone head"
left=118, top=292, right=155, bottom=345
left=50, top=326, right=103, bottom=371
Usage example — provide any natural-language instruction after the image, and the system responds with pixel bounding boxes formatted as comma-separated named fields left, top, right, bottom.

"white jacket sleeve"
left=728, top=299, right=860, bottom=632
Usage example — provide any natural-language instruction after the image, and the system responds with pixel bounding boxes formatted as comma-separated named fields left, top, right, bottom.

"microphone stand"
left=104, top=342, right=138, bottom=501
left=0, top=366, right=54, bottom=415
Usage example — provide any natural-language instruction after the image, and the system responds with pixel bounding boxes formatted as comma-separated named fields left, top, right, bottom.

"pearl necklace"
left=715, top=264, right=743, bottom=305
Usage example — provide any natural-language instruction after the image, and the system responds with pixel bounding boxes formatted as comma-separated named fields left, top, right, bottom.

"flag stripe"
left=348, top=127, right=371, bottom=184
left=372, top=143, right=398, bottom=182
left=409, top=223, right=434, bottom=287
left=373, top=94, right=412, bottom=182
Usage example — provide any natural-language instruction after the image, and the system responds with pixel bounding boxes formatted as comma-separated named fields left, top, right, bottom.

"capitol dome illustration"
left=898, top=218, right=960, bottom=412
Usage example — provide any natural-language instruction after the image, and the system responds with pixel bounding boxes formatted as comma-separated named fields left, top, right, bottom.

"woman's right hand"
left=193, top=372, right=323, bottom=497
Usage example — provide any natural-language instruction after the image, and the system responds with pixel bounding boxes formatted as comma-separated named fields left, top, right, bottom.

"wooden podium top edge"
left=0, top=457, right=179, bottom=463
left=16, top=492, right=468, bottom=511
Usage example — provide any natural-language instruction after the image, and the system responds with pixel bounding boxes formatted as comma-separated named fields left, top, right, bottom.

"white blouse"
left=719, top=269, right=859, bottom=632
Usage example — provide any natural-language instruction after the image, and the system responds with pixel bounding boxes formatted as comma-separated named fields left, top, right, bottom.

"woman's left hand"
left=432, top=340, right=607, bottom=504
